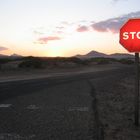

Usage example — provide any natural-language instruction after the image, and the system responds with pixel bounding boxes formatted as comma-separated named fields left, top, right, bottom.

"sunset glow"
left=0, top=0, right=140, bottom=57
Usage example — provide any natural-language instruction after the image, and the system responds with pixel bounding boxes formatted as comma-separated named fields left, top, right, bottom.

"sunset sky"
left=0, top=0, right=140, bottom=57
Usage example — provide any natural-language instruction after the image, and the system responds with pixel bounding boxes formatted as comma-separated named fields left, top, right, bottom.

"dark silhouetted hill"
left=75, top=50, right=134, bottom=59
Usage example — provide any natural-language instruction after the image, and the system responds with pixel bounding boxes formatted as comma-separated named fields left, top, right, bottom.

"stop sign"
left=120, top=19, right=140, bottom=52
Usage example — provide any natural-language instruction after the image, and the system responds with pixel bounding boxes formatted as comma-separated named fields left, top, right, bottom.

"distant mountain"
left=75, top=50, right=134, bottom=59
left=0, top=53, right=23, bottom=58
left=10, top=53, right=23, bottom=58
left=0, top=54, right=9, bottom=58
left=75, top=51, right=108, bottom=59
left=109, top=53, right=134, bottom=59
left=86, top=51, right=108, bottom=58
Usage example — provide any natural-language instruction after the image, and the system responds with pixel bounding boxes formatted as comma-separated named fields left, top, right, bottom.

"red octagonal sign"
left=120, top=19, right=140, bottom=52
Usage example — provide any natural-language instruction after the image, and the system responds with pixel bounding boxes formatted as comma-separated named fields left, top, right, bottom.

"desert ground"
left=0, top=63, right=139, bottom=140
left=0, top=63, right=123, bottom=82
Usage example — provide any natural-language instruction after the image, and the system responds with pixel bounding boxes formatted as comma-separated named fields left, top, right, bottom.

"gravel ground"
left=0, top=64, right=123, bottom=83
left=91, top=73, right=140, bottom=140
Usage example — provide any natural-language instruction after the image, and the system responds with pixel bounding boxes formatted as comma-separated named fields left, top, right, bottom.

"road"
left=0, top=66, right=133, bottom=140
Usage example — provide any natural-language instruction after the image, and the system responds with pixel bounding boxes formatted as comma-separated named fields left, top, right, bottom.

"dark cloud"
left=37, top=36, right=61, bottom=44
left=91, top=11, right=140, bottom=33
left=0, top=46, right=8, bottom=51
left=76, top=26, right=89, bottom=32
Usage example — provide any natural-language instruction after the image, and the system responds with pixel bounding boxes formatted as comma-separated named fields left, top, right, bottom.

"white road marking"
left=0, top=133, right=36, bottom=139
left=0, top=104, right=12, bottom=108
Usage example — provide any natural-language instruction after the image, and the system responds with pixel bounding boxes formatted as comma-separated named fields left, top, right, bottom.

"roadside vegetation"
left=118, top=58, right=134, bottom=65
left=0, top=56, right=134, bottom=70
left=86, top=57, right=117, bottom=65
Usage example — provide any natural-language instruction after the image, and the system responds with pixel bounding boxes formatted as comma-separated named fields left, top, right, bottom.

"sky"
left=0, top=0, right=140, bottom=57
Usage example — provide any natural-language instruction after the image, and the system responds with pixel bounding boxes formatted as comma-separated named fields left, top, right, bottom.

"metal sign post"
left=119, top=19, right=140, bottom=126
left=135, top=53, right=139, bottom=126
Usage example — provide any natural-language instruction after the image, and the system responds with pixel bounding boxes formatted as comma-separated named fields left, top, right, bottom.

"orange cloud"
left=0, top=46, right=8, bottom=51
left=76, top=26, right=89, bottom=32
left=37, top=36, right=61, bottom=44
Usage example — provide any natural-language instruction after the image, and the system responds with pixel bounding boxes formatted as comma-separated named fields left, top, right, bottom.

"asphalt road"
left=0, top=66, right=133, bottom=140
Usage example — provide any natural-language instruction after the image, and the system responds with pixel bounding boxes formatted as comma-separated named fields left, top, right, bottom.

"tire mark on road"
left=88, top=80, right=104, bottom=140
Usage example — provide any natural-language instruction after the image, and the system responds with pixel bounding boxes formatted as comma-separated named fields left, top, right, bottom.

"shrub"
left=89, top=57, right=112, bottom=64
left=0, top=58, right=11, bottom=64
left=118, top=59, right=134, bottom=65
left=18, top=58, right=43, bottom=69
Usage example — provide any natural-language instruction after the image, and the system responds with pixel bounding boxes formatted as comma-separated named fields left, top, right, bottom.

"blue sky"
left=0, top=0, right=140, bottom=56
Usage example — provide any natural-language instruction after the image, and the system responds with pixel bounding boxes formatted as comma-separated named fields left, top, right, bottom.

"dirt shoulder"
left=92, top=71, right=140, bottom=140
